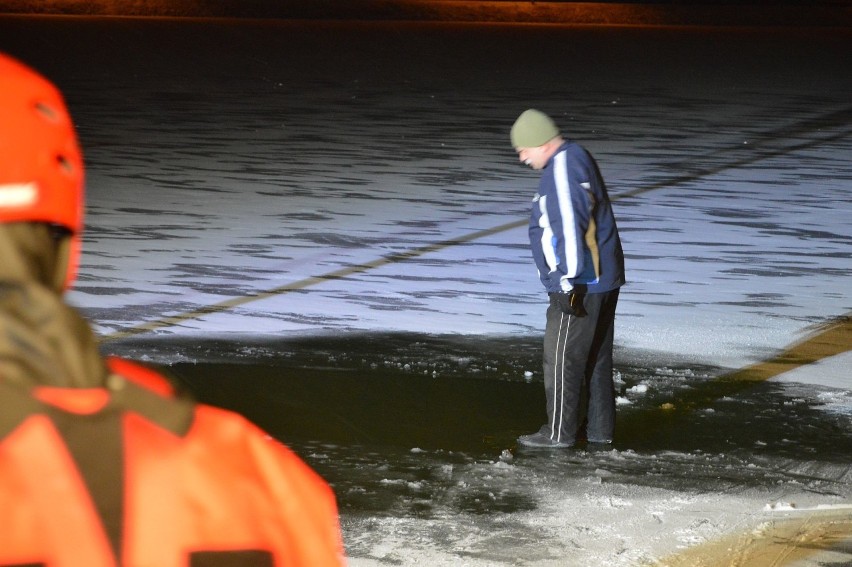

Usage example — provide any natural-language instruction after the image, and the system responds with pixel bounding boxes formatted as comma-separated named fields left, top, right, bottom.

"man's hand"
left=552, top=292, right=587, bottom=317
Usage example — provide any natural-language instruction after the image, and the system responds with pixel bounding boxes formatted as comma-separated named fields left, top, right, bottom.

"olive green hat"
left=510, top=109, right=560, bottom=148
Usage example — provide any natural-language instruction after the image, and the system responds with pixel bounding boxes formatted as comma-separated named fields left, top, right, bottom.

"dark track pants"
left=540, top=288, right=620, bottom=445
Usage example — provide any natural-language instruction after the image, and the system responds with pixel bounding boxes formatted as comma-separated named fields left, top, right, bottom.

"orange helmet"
left=0, top=53, right=84, bottom=289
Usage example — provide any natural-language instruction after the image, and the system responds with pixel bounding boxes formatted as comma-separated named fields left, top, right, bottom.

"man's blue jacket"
left=528, top=140, right=625, bottom=294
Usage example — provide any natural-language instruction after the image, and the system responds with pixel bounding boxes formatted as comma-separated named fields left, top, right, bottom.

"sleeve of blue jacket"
left=528, top=143, right=602, bottom=293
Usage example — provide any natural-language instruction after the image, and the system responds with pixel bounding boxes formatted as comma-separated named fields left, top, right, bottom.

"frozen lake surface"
left=1, top=14, right=850, bottom=565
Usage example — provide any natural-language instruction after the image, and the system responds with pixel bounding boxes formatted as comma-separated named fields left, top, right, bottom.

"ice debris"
left=764, top=501, right=797, bottom=511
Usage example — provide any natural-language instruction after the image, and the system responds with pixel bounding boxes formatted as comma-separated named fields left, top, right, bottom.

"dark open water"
left=106, top=334, right=852, bottom=521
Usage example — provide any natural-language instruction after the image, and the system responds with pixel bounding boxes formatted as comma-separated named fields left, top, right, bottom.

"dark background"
left=1, top=0, right=851, bottom=27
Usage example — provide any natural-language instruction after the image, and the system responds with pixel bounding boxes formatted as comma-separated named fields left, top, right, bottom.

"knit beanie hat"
left=510, top=109, right=559, bottom=148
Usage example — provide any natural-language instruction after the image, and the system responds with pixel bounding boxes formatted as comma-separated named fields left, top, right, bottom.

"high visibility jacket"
left=0, top=358, right=345, bottom=567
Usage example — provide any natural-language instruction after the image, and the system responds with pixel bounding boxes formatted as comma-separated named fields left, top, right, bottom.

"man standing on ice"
left=511, top=109, right=625, bottom=449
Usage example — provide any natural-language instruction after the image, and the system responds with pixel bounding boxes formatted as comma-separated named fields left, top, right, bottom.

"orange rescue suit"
left=0, top=358, right=345, bottom=567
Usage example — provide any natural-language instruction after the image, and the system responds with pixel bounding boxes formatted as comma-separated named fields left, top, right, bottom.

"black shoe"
left=586, top=440, right=614, bottom=452
left=517, top=431, right=574, bottom=449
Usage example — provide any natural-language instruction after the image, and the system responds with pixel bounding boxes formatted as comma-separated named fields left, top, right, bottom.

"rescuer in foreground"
left=0, top=52, right=345, bottom=566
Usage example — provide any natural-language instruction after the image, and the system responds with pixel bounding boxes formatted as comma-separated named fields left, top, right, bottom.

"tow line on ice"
left=98, top=217, right=523, bottom=341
